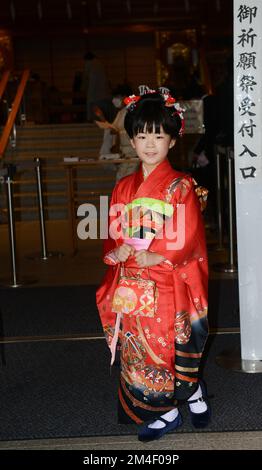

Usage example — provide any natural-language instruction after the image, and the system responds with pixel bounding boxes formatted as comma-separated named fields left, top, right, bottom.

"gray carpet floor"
left=0, top=279, right=239, bottom=339
left=0, top=333, right=261, bottom=441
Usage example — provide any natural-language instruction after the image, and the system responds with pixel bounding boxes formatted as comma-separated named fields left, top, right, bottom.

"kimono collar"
left=133, top=159, right=176, bottom=199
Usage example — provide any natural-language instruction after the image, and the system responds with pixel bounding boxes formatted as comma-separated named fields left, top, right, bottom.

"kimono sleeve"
left=152, top=177, right=209, bottom=400
left=151, top=176, right=207, bottom=270
left=96, top=182, right=123, bottom=350
left=103, top=181, right=124, bottom=265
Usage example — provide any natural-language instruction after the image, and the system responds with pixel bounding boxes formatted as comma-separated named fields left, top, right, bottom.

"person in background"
left=82, top=52, right=111, bottom=122
left=189, top=80, right=218, bottom=229
left=95, top=84, right=139, bottom=180
left=216, top=56, right=234, bottom=148
left=72, top=71, right=86, bottom=122
left=26, top=72, right=48, bottom=124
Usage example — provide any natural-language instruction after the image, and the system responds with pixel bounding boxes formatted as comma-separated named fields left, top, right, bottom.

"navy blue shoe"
left=188, top=380, right=211, bottom=428
left=138, top=412, right=183, bottom=442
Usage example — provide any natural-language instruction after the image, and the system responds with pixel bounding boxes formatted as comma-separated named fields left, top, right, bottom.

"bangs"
left=133, top=105, right=165, bottom=135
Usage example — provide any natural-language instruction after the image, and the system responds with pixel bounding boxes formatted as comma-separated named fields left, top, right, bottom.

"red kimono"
left=96, top=159, right=208, bottom=424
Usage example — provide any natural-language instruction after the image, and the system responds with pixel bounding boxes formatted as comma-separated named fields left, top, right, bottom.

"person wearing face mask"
left=82, top=52, right=111, bottom=122
left=95, top=85, right=139, bottom=179
left=112, top=95, right=123, bottom=109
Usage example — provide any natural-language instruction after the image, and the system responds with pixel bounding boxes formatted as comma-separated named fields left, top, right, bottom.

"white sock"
left=148, top=408, right=179, bottom=429
left=187, top=385, right=207, bottom=414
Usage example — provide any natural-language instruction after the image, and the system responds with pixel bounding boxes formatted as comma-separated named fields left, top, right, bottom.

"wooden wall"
left=14, top=33, right=157, bottom=95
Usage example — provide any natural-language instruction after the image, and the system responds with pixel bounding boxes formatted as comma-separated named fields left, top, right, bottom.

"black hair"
left=124, top=93, right=182, bottom=139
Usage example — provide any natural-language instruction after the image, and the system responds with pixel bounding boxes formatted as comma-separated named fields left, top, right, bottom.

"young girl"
left=96, top=87, right=210, bottom=441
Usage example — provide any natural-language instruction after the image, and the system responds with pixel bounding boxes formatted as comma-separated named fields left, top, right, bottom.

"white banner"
left=234, top=0, right=262, bottom=360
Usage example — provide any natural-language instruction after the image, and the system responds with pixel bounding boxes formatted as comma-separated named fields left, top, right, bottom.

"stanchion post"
left=213, top=147, right=238, bottom=273
left=5, top=165, right=20, bottom=287
left=66, top=164, right=77, bottom=256
left=26, top=157, right=63, bottom=261
left=0, top=165, right=37, bottom=287
left=227, top=148, right=236, bottom=268
left=35, top=157, right=48, bottom=260
left=215, top=148, right=224, bottom=250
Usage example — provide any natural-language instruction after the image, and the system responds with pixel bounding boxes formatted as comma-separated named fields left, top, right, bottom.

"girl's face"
left=130, top=125, right=175, bottom=175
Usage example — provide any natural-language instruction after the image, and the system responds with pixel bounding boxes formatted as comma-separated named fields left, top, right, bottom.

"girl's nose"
left=145, top=135, right=155, bottom=147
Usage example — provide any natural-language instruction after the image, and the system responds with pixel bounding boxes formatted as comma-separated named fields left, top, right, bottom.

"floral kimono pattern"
left=96, top=159, right=208, bottom=424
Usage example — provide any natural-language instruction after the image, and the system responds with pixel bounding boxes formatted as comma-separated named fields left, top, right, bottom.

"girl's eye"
left=156, top=135, right=163, bottom=139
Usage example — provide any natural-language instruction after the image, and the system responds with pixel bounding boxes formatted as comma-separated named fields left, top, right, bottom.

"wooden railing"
left=0, top=69, right=30, bottom=160
left=0, top=70, right=11, bottom=101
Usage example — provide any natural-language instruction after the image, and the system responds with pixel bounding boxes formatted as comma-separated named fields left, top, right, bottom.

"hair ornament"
left=161, top=89, right=185, bottom=136
left=158, top=86, right=176, bottom=106
left=123, top=94, right=141, bottom=110
left=172, top=102, right=185, bottom=136
left=124, top=84, right=185, bottom=135
left=138, top=84, right=156, bottom=95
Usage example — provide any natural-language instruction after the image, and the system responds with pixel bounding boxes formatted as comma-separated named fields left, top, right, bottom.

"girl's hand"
left=134, top=250, right=165, bottom=268
left=114, top=244, right=135, bottom=262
